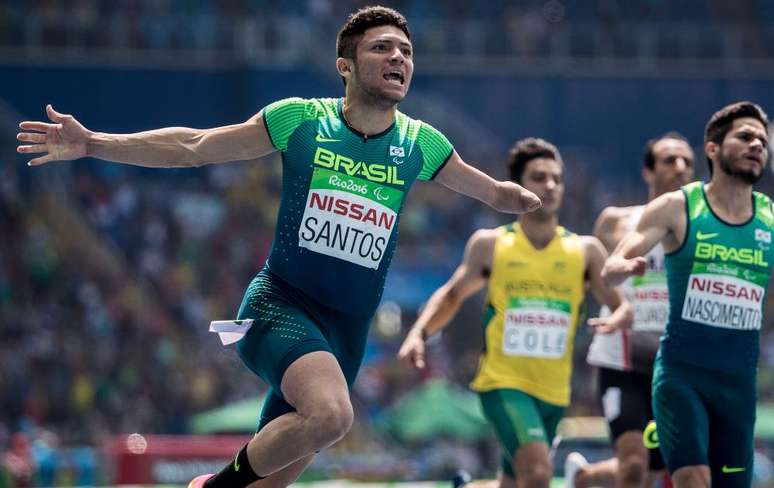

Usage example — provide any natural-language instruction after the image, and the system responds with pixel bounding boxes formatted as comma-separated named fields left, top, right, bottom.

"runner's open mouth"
left=383, top=71, right=405, bottom=85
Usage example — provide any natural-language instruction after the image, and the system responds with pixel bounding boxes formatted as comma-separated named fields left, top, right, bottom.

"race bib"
left=630, top=273, right=669, bottom=332
left=299, top=168, right=403, bottom=269
left=681, top=262, right=765, bottom=330
left=502, top=297, right=571, bottom=358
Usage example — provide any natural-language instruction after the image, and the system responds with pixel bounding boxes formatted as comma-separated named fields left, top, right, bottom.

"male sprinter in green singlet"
left=602, top=102, right=771, bottom=488
left=16, top=7, right=540, bottom=488
left=569, top=133, right=694, bottom=488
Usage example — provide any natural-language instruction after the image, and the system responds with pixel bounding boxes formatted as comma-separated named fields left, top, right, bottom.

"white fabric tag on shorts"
left=602, top=386, right=622, bottom=422
left=209, top=319, right=254, bottom=345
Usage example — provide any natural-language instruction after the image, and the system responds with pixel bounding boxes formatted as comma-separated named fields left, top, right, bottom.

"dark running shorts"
left=235, top=267, right=372, bottom=431
left=652, top=356, right=755, bottom=487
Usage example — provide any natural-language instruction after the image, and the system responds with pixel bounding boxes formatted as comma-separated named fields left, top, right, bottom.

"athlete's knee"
left=572, top=465, right=592, bottom=488
left=618, top=454, right=648, bottom=486
left=307, top=397, right=354, bottom=445
left=672, top=466, right=710, bottom=488
left=518, top=462, right=552, bottom=488
left=496, top=472, right=517, bottom=488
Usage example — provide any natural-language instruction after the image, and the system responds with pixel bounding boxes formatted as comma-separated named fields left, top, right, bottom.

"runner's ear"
left=336, top=58, right=353, bottom=80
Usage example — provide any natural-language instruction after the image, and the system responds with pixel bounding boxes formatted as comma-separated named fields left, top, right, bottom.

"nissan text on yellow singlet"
left=470, top=223, right=585, bottom=406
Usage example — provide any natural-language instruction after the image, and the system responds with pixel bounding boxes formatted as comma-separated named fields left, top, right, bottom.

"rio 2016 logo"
left=328, top=175, right=368, bottom=195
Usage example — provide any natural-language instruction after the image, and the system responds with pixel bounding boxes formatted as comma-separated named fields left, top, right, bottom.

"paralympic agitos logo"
left=313, top=147, right=405, bottom=186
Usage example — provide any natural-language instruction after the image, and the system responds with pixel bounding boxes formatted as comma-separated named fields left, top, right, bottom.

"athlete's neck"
left=520, top=213, right=558, bottom=250
left=705, top=176, right=754, bottom=223
left=342, top=94, right=396, bottom=136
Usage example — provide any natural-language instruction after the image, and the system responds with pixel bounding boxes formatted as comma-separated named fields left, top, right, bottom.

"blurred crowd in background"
left=3, top=0, right=774, bottom=67
left=4, top=0, right=774, bottom=486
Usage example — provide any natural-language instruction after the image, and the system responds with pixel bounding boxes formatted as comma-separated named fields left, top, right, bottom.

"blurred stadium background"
left=3, top=0, right=774, bottom=486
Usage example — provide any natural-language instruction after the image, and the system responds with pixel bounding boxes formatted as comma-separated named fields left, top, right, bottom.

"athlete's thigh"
left=254, top=352, right=350, bottom=430
left=280, top=350, right=349, bottom=415
left=235, top=270, right=333, bottom=392
left=319, top=308, right=372, bottom=388
left=479, top=389, right=557, bottom=478
left=513, top=441, right=551, bottom=485
left=652, top=361, right=709, bottom=473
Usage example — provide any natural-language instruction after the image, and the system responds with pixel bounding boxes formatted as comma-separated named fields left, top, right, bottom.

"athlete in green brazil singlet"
left=602, top=102, right=771, bottom=488
left=234, top=95, right=452, bottom=436
left=574, top=133, right=695, bottom=488
left=662, top=182, right=773, bottom=373
left=262, top=96, right=451, bottom=315
left=17, top=7, right=541, bottom=488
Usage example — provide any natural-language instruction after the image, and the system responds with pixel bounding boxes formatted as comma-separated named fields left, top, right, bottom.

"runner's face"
left=520, top=158, right=564, bottom=216
left=351, top=26, right=413, bottom=106
left=645, top=138, right=695, bottom=195
left=715, top=117, right=769, bottom=185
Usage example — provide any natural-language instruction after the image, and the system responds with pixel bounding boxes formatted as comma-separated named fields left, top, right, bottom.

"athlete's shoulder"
left=555, top=223, right=579, bottom=237
left=681, top=180, right=703, bottom=192
left=639, top=190, right=687, bottom=233
left=482, top=226, right=503, bottom=236
left=598, top=205, right=642, bottom=224
left=469, top=227, right=501, bottom=246
left=396, top=111, right=450, bottom=142
left=753, top=189, right=773, bottom=208
left=464, top=228, right=499, bottom=267
left=578, top=234, right=606, bottom=252
left=593, top=205, right=643, bottom=246
left=263, top=97, right=337, bottom=119
left=399, top=113, right=454, bottom=180
left=305, top=97, right=340, bottom=117
left=657, top=188, right=687, bottom=209
left=395, top=109, right=426, bottom=126
left=261, top=97, right=339, bottom=151
left=753, top=190, right=774, bottom=227
left=563, top=225, right=594, bottom=252
left=577, top=234, right=608, bottom=269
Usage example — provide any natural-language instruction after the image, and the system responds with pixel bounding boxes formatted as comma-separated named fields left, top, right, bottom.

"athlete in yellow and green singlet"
left=398, top=138, right=633, bottom=488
